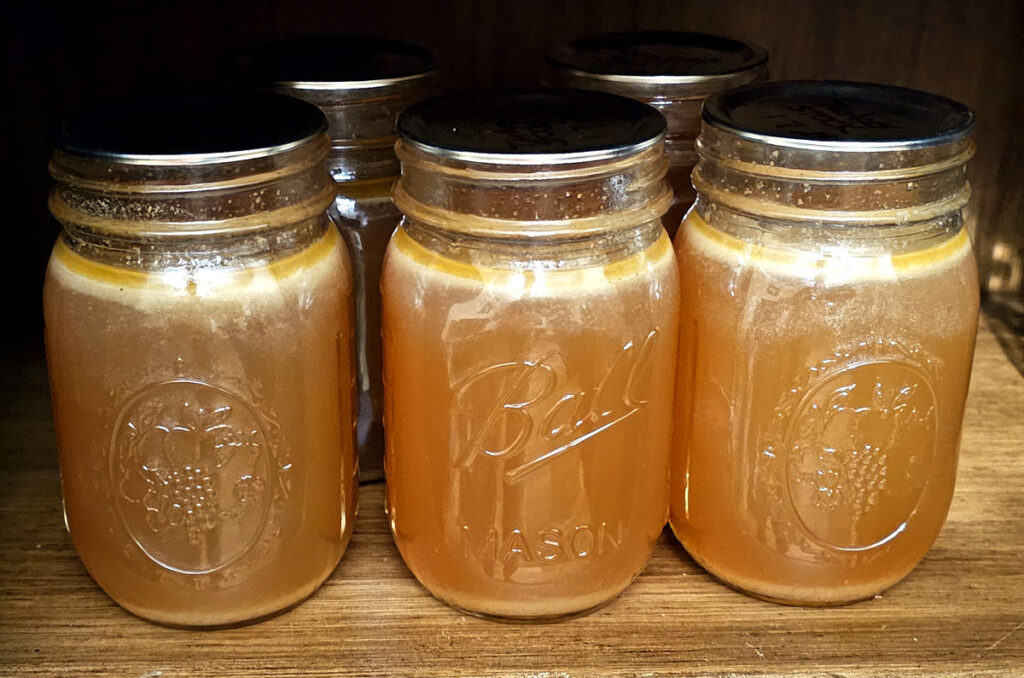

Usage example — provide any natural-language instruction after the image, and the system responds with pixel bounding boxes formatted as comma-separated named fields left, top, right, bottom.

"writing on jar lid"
left=763, top=102, right=902, bottom=137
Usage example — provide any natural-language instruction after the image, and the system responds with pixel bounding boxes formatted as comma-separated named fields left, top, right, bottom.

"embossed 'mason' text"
left=452, top=331, right=659, bottom=483
left=461, top=521, right=624, bottom=564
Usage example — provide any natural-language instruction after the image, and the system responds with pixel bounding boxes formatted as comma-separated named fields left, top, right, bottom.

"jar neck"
left=273, top=74, right=436, bottom=183
left=328, top=145, right=400, bottom=183
left=665, top=135, right=698, bottom=170
left=693, top=122, right=975, bottom=233
left=693, top=196, right=964, bottom=257
left=553, top=67, right=766, bottom=168
left=401, top=215, right=664, bottom=270
left=334, top=174, right=396, bottom=200
left=49, top=134, right=335, bottom=240
left=392, top=139, right=672, bottom=240
left=61, top=214, right=330, bottom=270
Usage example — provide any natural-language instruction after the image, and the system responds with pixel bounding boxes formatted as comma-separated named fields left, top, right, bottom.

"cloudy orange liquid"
left=670, top=210, right=978, bottom=604
left=44, top=224, right=356, bottom=626
left=383, top=226, right=679, bottom=619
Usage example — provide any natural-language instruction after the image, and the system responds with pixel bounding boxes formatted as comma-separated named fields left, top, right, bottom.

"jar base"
left=670, top=521, right=895, bottom=607
left=707, top=572, right=879, bottom=608
left=401, top=554, right=657, bottom=622
left=441, top=595, right=617, bottom=624
left=99, top=547, right=346, bottom=629
left=410, top=568, right=643, bottom=623
left=122, top=588, right=317, bottom=630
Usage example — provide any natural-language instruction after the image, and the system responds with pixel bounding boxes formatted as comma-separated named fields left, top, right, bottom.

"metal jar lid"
left=693, top=80, right=976, bottom=226
left=397, top=89, right=667, bottom=165
left=50, top=91, right=335, bottom=237
left=54, top=90, right=327, bottom=164
left=238, top=36, right=436, bottom=180
left=702, top=80, right=975, bottom=152
left=547, top=31, right=768, bottom=99
left=238, top=36, right=436, bottom=100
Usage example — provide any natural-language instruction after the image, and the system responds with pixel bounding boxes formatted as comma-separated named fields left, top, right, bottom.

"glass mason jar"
left=239, top=36, right=437, bottom=482
left=383, top=91, right=679, bottom=621
left=548, top=30, right=768, bottom=238
left=670, top=81, right=979, bottom=605
left=44, top=92, right=357, bottom=627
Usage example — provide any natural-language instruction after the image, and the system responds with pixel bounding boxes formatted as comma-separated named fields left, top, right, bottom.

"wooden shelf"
left=1, top=322, right=1021, bottom=676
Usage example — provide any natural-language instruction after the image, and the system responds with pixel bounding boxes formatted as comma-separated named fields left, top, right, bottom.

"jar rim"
left=237, top=35, right=436, bottom=91
left=54, top=91, right=329, bottom=166
left=58, top=134, right=328, bottom=167
left=702, top=80, right=975, bottom=152
left=547, top=30, right=768, bottom=84
left=398, top=134, right=665, bottom=167
left=397, top=89, right=667, bottom=166
left=272, top=71, right=437, bottom=92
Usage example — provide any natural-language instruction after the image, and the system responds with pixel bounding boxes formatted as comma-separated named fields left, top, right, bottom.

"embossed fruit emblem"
left=784, top=361, right=937, bottom=551
left=110, top=380, right=275, bottom=573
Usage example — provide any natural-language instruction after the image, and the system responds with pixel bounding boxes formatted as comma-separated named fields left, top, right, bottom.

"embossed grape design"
left=130, top=401, right=256, bottom=541
left=793, top=378, right=927, bottom=520
left=782, top=360, right=937, bottom=550
left=840, top=444, right=888, bottom=518
left=159, top=464, right=218, bottom=545
left=112, top=380, right=274, bottom=573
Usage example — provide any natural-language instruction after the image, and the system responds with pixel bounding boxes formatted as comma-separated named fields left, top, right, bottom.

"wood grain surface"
left=1, top=321, right=1021, bottom=677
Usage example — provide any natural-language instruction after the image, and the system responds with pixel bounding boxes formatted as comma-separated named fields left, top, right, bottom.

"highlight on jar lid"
left=548, top=30, right=767, bottom=92
left=237, top=35, right=436, bottom=93
left=701, top=80, right=975, bottom=151
left=54, top=90, right=328, bottom=163
left=396, top=89, right=667, bottom=164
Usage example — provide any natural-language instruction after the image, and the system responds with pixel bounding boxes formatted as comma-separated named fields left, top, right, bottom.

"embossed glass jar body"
left=548, top=31, right=768, bottom=238
left=44, top=94, right=357, bottom=627
left=383, top=91, right=679, bottom=620
left=241, top=36, right=437, bottom=482
left=670, top=82, right=979, bottom=605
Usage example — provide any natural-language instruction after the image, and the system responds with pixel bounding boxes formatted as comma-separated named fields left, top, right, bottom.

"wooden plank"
left=0, top=322, right=1021, bottom=676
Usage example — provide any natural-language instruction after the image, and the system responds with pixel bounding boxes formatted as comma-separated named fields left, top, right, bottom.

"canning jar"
left=44, top=92, right=356, bottom=626
left=383, top=90, right=679, bottom=620
left=670, top=81, right=979, bottom=605
left=548, top=30, right=767, bottom=237
left=239, top=36, right=437, bottom=482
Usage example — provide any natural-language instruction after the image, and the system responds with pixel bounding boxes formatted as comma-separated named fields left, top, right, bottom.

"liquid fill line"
left=504, top=408, right=639, bottom=485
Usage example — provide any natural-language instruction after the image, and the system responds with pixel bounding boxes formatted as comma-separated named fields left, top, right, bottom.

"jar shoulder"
left=45, top=226, right=351, bottom=310
left=384, top=226, right=678, bottom=297
left=677, top=206, right=977, bottom=289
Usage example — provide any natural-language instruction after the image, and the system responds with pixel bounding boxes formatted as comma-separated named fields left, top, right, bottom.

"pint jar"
left=670, top=81, right=979, bottom=605
left=548, top=30, right=767, bottom=237
left=240, top=36, right=437, bottom=481
left=383, top=91, right=679, bottom=620
left=44, top=93, right=357, bottom=626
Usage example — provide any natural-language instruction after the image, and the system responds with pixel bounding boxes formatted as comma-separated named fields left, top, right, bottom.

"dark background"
left=3, top=0, right=1022, bottom=351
